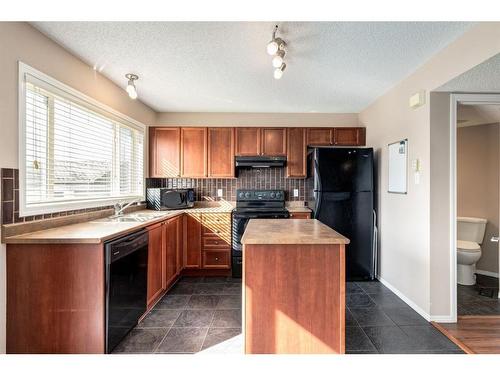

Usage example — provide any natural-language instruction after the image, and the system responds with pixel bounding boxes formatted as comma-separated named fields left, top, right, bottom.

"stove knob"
left=270, top=192, right=276, bottom=199
left=239, top=192, right=245, bottom=198
left=276, top=192, right=282, bottom=199
left=245, top=192, right=251, bottom=199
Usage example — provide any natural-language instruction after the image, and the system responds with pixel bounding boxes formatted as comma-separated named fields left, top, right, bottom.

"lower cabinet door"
left=147, top=223, right=165, bottom=307
left=185, top=214, right=202, bottom=269
left=202, top=250, right=231, bottom=269
left=165, top=218, right=178, bottom=288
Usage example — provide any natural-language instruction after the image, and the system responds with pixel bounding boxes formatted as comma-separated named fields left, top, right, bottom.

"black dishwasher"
left=105, top=229, right=148, bottom=353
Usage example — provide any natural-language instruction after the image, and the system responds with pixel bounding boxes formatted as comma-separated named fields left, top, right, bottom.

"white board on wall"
left=388, top=139, right=408, bottom=194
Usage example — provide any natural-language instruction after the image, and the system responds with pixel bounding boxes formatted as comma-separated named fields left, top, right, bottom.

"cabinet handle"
left=215, top=257, right=219, bottom=261
left=215, top=241, right=219, bottom=245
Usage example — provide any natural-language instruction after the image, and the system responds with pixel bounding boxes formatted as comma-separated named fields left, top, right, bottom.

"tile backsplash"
left=146, top=167, right=307, bottom=202
left=1, top=166, right=307, bottom=225
left=1, top=168, right=115, bottom=225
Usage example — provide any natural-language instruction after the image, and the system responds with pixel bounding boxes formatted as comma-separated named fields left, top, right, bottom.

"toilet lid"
left=457, top=240, right=480, bottom=252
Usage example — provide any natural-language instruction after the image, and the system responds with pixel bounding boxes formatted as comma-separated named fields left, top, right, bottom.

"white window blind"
left=20, top=65, right=145, bottom=216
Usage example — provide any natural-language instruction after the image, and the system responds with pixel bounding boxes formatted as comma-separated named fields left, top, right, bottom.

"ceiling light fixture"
left=273, top=63, right=286, bottom=80
left=125, top=73, right=139, bottom=99
left=267, top=25, right=287, bottom=79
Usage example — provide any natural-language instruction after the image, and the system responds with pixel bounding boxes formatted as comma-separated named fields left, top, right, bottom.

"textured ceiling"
left=439, top=53, right=500, bottom=93
left=32, top=22, right=472, bottom=113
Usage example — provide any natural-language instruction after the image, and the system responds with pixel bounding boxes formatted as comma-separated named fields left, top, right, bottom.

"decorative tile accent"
left=146, top=167, right=307, bottom=202
left=1, top=168, right=121, bottom=225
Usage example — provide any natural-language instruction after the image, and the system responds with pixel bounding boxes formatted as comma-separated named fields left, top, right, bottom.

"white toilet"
left=457, top=216, right=487, bottom=286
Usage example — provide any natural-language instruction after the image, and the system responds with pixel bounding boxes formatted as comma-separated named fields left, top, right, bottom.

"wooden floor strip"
left=432, top=316, right=500, bottom=354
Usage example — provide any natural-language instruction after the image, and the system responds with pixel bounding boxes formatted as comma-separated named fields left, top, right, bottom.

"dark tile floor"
left=113, top=276, right=463, bottom=354
left=457, top=274, right=500, bottom=316
left=113, top=276, right=242, bottom=354
left=345, top=281, right=463, bottom=354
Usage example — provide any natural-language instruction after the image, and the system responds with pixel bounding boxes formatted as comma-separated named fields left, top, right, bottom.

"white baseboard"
left=476, top=269, right=499, bottom=278
left=377, top=276, right=431, bottom=321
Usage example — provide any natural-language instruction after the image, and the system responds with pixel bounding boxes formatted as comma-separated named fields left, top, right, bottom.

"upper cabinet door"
left=235, top=128, right=260, bottom=156
left=180, top=128, right=207, bottom=177
left=306, top=128, right=333, bottom=146
left=286, top=128, right=307, bottom=178
left=208, top=128, right=235, bottom=177
left=149, top=127, right=180, bottom=177
left=333, top=127, right=366, bottom=146
left=261, top=128, right=286, bottom=156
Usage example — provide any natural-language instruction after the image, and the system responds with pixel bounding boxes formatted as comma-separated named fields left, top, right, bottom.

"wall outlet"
left=293, top=189, right=299, bottom=197
left=217, top=189, right=223, bottom=198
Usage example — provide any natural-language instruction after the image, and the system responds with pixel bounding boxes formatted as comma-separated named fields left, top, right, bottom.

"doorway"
left=451, top=95, right=500, bottom=320
left=456, top=102, right=500, bottom=315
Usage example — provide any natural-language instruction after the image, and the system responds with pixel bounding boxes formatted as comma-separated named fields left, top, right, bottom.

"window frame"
left=18, top=62, right=146, bottom=217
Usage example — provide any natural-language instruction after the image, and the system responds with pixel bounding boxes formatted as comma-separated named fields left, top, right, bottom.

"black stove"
left=231, top=189, right=289, bottom=277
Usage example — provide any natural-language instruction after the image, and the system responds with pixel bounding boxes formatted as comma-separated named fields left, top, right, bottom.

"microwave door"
left=162, top=191, right=182, bottom=208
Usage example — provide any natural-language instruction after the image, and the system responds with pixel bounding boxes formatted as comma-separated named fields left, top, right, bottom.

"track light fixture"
left=267, top=25, right=287, bottom=79
left=125, top=73, right=139, bottom=99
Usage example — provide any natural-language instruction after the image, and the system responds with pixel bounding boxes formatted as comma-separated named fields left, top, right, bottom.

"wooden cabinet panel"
left=184, top=214, right=202, bottom=269
left=164, top=218, right=178, bottom=288
left=235, top=128, right=260, bottom=156
left=203, top=236, right=231, bottom=250
left=286, top=128, right=307, bottom=178
left=176, top=215, right=184, bottom=275
left=181, top=128, right=207, bottom=177
left=208, top=127, right=235, bottom=177
left=149, top=127, right=180, bottom=177
left=289, top=212, right=311, bottom=219
left=147, top=223, right=165, bottom=307
left=261, top=128, right=286, bottom=156
left=306, top=128, right=332, bottom=145
left=333, top=127, right=366, bottom=146
left=202, top=250, right=231, bottom=269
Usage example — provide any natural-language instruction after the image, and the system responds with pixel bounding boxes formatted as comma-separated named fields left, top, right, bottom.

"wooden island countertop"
left=242, top=218, right=349, bottom=354
left=241, top=218, right=349, bottom=245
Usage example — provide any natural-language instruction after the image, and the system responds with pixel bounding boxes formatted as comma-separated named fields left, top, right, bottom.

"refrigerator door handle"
left=313, top=158, right=323, bottom=219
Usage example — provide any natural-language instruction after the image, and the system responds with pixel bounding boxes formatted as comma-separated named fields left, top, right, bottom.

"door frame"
left=450, top=93, right=500, bottom=321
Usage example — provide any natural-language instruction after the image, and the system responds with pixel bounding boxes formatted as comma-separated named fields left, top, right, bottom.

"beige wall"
left=457, top=122, right=499, bottom=275
left=359, top=22, right=500, bottom=320
left=0, top=22, right=156, bottom=354
left=155, top=112, right=359, bottom=127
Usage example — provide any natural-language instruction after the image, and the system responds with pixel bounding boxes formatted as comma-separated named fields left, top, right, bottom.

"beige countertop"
left=5, top=202, right=234, bottom=245
left=286, top=206, right=312, bottom=213
left=241, top=219, right=349, bottom=245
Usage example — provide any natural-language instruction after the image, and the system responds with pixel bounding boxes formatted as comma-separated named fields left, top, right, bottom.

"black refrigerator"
left=307, top=147, right=376, bottom=280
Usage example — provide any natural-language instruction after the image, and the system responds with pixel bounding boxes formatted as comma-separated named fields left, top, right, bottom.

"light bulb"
left=126, top=83, right=137, bottom=99
left=267, top=40, right=278, bottom=55
left=272, top=50, right=285, bottom=68
left=273, top=63, right=286, bottom=80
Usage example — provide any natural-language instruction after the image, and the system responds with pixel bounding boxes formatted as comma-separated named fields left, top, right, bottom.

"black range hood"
left=235, top=155, right=286, bottom=168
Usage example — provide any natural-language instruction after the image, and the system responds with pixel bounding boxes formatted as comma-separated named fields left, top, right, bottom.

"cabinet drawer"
left=201, top=214, right=231, bottom=237
left=202, top=250, right=231, bottom=269
left=203, top=236, right=231, bottom=249
left=289, top=212, right=311, bottom=219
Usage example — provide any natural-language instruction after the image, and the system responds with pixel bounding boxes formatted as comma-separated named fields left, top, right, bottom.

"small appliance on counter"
left=231, top=189, right=289, bottom=278
left=146, top=188, right=195, bottom=210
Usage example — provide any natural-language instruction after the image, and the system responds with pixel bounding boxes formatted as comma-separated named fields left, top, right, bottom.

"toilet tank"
left=457, top=217, right=487, bottom=244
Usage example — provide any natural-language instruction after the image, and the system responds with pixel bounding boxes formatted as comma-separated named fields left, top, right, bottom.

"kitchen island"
left=241, top=219, right=349, bottom=354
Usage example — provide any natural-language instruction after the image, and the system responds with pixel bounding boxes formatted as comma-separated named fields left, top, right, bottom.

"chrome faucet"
left=113, top=199, right=140, bottom=217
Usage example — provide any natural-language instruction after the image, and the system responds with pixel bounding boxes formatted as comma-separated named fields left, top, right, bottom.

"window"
left=19, top=63, right=145, bottom=216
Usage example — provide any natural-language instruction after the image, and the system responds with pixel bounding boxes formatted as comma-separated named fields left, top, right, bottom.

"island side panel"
left=7, top=243, right=105, bottom=353
left=244, top=243, right=345, bottom=354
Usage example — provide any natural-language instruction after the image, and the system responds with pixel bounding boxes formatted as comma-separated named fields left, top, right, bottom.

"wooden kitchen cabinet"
left=181, top=127, right=207, bottom=177
left=164, top=217, right=179, bottom=288
left=306, top=128, right=333, bottom=145
left=149, top=127, right=180, bottom=177
left=235, top=127, right=261, bottom=156
left=208, top=127, right=235, bottom=177
left=201, top=213, right=231, bottom=269
left=286, top=128, right=307, bottom=178
left=261, top=128, right=286, bottom=156
left=184, top=213, right=202, bottom=269
left=147, top=222, right=166, bottom=307
left=176, top=215, right=184, bottom=275
left=333, top=127, right=366, bottom=146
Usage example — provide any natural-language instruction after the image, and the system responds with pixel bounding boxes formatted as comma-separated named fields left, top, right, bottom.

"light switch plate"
left=293, top=189, right=299, bottom=197
left=217, top=189, right=223, bottom=197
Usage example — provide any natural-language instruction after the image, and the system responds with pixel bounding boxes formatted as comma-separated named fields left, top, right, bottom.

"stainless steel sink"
left=100, top=212, right=168, bottom=223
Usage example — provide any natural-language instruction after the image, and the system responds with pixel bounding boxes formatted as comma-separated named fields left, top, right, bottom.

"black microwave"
left=146, top=188, right=195, bottom=210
